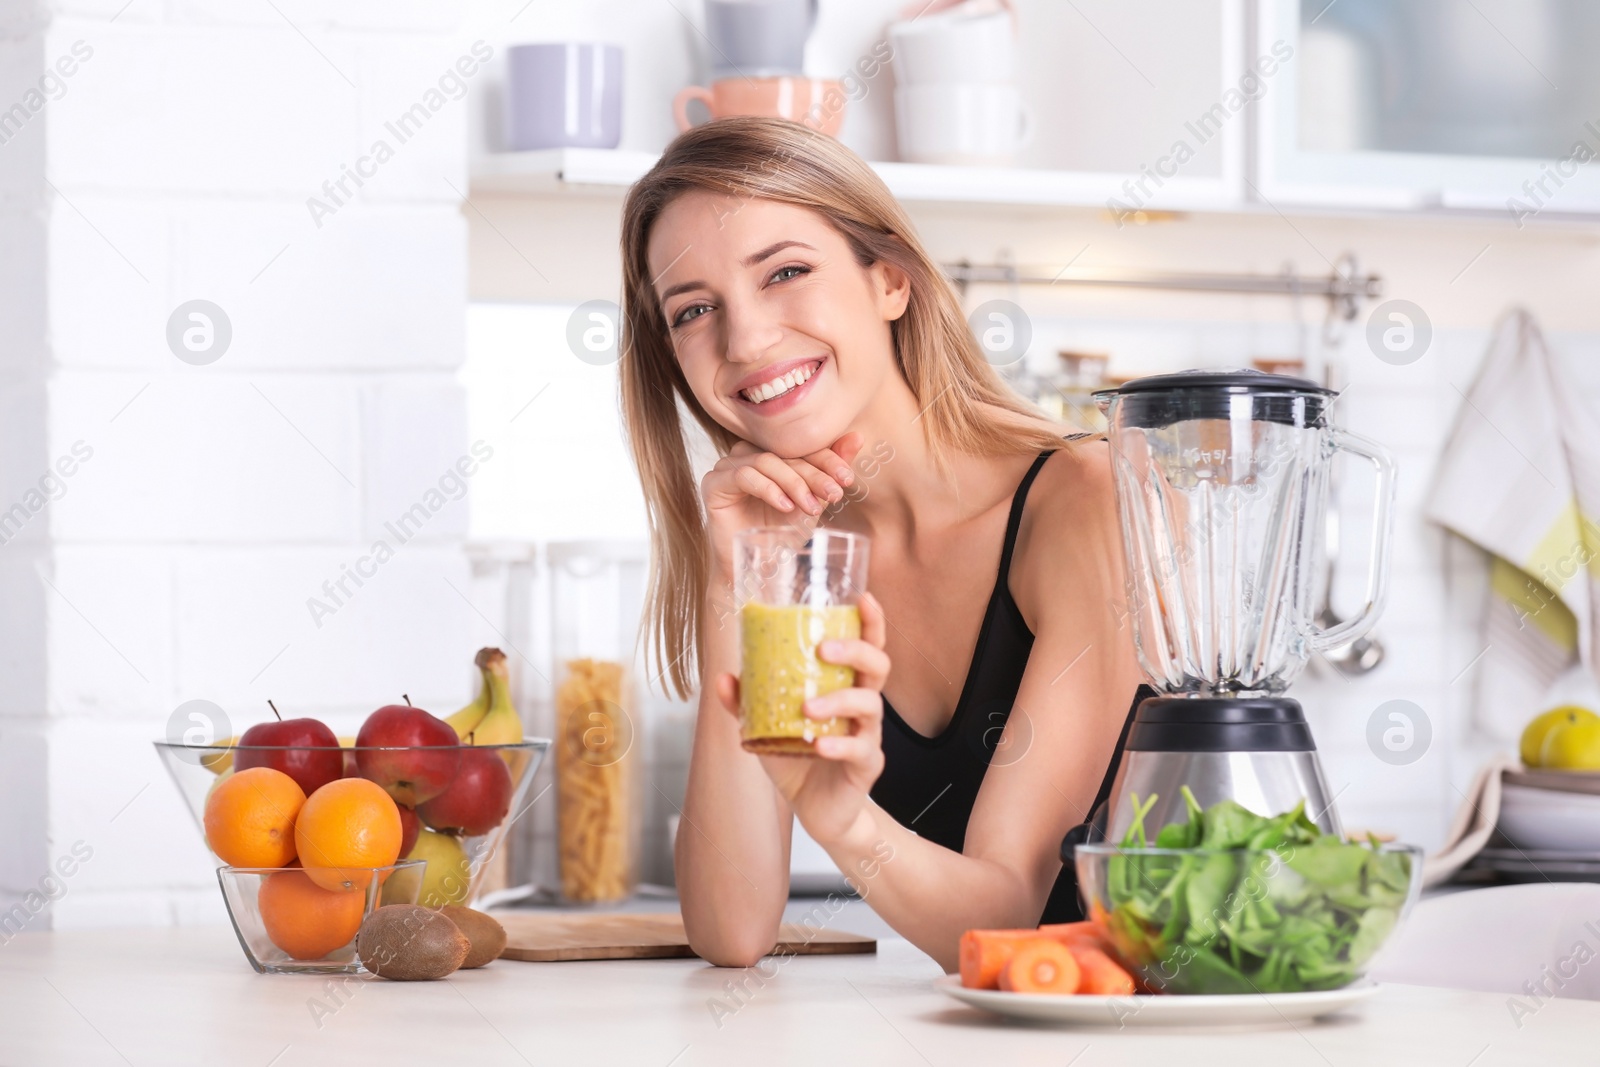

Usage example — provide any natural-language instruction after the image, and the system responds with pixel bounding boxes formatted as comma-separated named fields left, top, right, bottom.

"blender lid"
left=1093, top=368, right=1335, bottom=428
left=1093, top=367, right=1333, bottom=398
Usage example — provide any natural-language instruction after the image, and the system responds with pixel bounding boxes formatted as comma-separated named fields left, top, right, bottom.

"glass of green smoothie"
left=732, top=527, right=871, bottom=755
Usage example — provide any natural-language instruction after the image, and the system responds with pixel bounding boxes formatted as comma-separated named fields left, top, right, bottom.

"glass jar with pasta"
left=548, top=542, right=646, bottom=904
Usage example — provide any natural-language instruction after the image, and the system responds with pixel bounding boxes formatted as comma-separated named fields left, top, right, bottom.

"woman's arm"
left=782, top=446, right=1141, bottom=971
left=676, top=435, right=863, bottom=967
left=675, top=580, right=795, bottom=967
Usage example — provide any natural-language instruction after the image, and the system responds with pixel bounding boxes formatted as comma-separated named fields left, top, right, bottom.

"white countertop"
left=4, top=911, right=1597, bottom=1067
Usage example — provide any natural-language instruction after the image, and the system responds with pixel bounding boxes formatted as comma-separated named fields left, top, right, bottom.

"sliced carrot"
left=961, top=929, right=1030, bottom=989
left=999, top=938, right=1082, bottom=995
left=1069, top=945, right=1136, bottom=996
left=960, top=924, right=1114, bottom=989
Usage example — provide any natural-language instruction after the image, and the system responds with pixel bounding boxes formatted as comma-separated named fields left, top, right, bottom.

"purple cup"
left=504, top=43, right=623, bottom=151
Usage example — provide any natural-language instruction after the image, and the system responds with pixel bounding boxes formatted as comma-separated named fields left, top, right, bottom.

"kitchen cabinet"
left=1255, top=0, right=1600, bottom=216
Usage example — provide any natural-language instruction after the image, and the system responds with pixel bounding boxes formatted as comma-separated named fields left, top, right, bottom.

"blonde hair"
left=619, top=117, right=1067, bottom=698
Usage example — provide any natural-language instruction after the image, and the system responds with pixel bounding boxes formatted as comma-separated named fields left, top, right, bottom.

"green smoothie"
left=739, top=602, right=861, bottom=755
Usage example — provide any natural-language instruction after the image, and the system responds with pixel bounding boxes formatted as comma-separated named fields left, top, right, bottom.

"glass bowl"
left=157, top=740, right=549, bottom=907
left=218, top=860, right=424, bottom=974
left=1076, top=841, right=1423, bottom=995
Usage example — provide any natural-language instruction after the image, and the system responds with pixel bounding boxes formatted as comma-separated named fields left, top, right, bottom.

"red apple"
left=234, top=715, right=343, bottom=797
left=417, top=747, right=513, bottom=836
left=355, top=703, right=461, bottom=806
left=397, top=803, right=421, bottom=858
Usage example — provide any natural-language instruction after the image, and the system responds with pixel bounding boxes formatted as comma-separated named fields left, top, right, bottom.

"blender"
left=1075, top=369, right=1395, bottom=845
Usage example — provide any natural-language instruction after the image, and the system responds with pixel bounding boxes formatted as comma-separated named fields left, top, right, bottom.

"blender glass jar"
left=1095, top=370, right=1395, bottom=696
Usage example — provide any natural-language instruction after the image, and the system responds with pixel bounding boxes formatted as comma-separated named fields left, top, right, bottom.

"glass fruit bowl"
left=1075, top=842, right=1423, bottom=995
left=219, top=860, right=424, bottom=974
left=157, top=740, right=549, bottom=908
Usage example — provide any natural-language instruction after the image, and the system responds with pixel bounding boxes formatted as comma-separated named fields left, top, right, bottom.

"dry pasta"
left=555, top=658, right=635, bottom=902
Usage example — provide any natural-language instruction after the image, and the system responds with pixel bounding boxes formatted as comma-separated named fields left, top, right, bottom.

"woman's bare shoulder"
left=1010, top=437, right=1127, bottom=624
left=1032, top=436, right=1119, bottom=543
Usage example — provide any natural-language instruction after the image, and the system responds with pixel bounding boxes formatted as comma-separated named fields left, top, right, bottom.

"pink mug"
left=673, top=76, right=845, bottom=136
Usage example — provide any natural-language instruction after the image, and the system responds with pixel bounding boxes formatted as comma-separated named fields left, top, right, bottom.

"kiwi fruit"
left=437, top=905, right=507, bottom=969
left=357, top=904, right=469, bottom=980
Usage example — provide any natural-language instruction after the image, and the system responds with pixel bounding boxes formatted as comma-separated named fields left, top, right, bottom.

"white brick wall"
left=167, top=204, right=467, bottom=370
left=172, top=546, right=480, bottom=721
left=51, top=373, right=364, bottom=542
left=0, top=0, right=477, bottom=930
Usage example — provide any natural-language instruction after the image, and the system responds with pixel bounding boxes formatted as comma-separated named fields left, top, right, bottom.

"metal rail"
left=942, top=259, right=1384, bottom=321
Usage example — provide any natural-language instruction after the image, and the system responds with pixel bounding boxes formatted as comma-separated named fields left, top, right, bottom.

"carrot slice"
left=999, top=938, right=1082, bottom=995
left=960, top=924, right=1115, bottom=989
left=960, top=929, right=1030, bottom=989
left=1070, top=945, right=1136, bottom=996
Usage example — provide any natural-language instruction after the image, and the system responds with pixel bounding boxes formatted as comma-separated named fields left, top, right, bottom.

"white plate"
left=1500, top=784, right=1600, bottom=851
left=934, top=975, right=1381, bottom=1029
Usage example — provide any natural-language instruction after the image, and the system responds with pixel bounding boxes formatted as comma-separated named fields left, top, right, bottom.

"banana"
left=201, top=736, right=238, bottom=775
left=469, top=647, right=523, bottom=746
left=443, top=650, right=494, bottom=740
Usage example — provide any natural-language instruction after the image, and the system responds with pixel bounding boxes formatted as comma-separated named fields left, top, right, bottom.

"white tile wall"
left=0, top=0, right=479, bottom=930
left=0, top=550, right=48, bottom=718
left=172, top=546, right=481, bottom=723
left=0, top=213, right=46, bottom=362
left=41, top=546, right=175, bottom=719
left=45, top=197, right=170, bottom=369
left=359, top=380, right=472, bottom=544
left=0, top=36, right=47, bottom=201
left=44, top=23, right=363, bottom=195
left=167, top=204, right=467, bottom=372
left=51, top=373, right=365, bottom=542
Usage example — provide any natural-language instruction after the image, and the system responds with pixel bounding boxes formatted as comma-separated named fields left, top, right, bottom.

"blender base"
left=1092, top=696, right=1343, bottom=846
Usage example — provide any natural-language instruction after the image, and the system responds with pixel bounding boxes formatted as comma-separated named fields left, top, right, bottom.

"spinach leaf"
left=1284, top=838, right=1370, bottom=886
left=1200, top=800, right=1267, bottom=849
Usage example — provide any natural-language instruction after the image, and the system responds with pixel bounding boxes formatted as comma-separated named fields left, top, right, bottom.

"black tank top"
left=868, top=443, right=1155, bottom=924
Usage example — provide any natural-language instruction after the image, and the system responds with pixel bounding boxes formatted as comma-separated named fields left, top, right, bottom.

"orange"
left=294, top=777, right=403, bottom=892
left=203, top=766, right=306, bottom=867
left=257, top=869, right=366, bottom=960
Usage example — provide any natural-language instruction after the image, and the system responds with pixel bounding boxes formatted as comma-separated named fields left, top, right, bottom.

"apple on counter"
left=354, top=697, right=462, bottom=806
left=232, top=702, right=344, bottom=796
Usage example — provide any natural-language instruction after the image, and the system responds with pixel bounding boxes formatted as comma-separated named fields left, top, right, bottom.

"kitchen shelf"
left=468, top=146, right=1241, bottom=213
left=468, top=146, right=1600, bottom=230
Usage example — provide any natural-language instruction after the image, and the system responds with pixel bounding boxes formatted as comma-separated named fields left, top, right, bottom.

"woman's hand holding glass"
left=714, top=591, right=890, bottom=848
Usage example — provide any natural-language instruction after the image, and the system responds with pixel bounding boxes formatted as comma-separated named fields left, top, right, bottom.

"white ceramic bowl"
left=1498, top=783, right=1600, bottom=851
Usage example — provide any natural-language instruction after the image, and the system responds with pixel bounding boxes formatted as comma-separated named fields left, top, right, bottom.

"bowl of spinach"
left=1075, top=788, right=1421, bottom=995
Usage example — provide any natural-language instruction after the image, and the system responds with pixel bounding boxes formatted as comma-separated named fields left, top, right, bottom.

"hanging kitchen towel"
left=1425, top=309, right=1600, bottom=743
left=1422, top=751, right=1518, bottom=888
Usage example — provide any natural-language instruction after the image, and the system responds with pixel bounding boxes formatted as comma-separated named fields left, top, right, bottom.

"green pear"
left=405, top=829, right=472, bottom=908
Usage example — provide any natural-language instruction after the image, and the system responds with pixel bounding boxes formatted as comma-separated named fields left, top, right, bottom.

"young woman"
left=618, top=117, right=1150, bottom=972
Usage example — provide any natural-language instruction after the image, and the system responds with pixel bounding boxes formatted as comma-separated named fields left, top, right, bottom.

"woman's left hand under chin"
left=715, top=591, right=891, bottom=848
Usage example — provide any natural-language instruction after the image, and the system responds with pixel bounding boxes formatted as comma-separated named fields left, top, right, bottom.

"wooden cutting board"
left=495, top=911, right=877, bottom=962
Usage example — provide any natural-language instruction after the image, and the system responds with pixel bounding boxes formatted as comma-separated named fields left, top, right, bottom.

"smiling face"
left=646, top=192, right=911, bottom=458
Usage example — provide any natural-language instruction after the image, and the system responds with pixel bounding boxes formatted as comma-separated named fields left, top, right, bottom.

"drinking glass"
left=732, top=527, right=870, bottom=755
